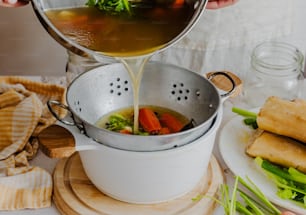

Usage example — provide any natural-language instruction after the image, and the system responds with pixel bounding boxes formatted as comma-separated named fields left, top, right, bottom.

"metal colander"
left=48, top=62, right=235, bottom=151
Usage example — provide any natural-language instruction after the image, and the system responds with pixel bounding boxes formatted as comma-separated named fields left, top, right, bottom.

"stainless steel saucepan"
left=48, top=62, right=235, bottom=151
left=30, top=0, right=208, bottom=59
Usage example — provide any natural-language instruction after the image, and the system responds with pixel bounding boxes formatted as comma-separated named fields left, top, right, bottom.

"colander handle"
left=47, top=100, right=85, bottom=132
left=207, top=71, right=236, bottom=99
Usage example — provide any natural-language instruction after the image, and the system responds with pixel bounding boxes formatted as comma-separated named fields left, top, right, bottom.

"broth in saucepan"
left=45, top=4, right=195, bottom=57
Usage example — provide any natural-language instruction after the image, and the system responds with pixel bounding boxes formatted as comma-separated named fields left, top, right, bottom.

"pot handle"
left=207, top=71, right=237, bottom=99
left=37, top=122, right=102, bottom=159
left=47, top=100, right=75, bottom=125
left=47, top=100, right=85, bottom=133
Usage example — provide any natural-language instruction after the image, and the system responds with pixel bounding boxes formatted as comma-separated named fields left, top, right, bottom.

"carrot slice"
left=159, top=113, right=184, bottom=133
left=159, top=127, right=171, bottom=135
left=139, top=108, right=161, bottom=134
left=119, top=129, right=132, bottom=134
left=173, top=0, right=184, bottom=7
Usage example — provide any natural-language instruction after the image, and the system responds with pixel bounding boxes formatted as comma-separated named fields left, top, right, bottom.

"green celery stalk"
left=229, top=177, right=239, bottom=214
left=219, top=184, right=231, bottom=214
left=243, top=118, right=258, bottom=129
left=261, top=160, right=293, bottom=181
left=238, top=189, right=278, bottom=214
left=255, top=157, right=306, bottom=207
left=274, top=181, right=306, bottom=196
left=240, top=192, right=265, bottom=215
left=288, top=167, right=306, bottom=184
left=238, top=176, right=281, bottom=214
left=232, top=107, right=257, bottom=118
left=236, top=201, right=254, bottom=215
left=256, top=157, right=306, bottom=184
left=232, top=107, right=258, bottom=128
left=218, top=176, right=281, bottom=215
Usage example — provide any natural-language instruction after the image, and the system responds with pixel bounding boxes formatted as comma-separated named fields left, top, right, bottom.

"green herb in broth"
left=86, top=0, right=131, bottom=15
left=105, top=113, right=133, bottom=132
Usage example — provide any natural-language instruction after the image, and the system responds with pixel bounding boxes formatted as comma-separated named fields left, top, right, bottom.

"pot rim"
left=60, top=106, right=223, bottom=154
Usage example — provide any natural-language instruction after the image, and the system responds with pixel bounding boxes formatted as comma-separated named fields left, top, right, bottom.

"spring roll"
left=246, top=130, right=306, bottom=174
left=257, top=96, right=306, bottom=144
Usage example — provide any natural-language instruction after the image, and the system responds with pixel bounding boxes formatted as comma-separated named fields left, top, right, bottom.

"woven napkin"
left=0, top=76, right=66, bottom=210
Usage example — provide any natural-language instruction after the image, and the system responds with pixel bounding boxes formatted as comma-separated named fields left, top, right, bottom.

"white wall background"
left=0, top=5, right=67, bottom=76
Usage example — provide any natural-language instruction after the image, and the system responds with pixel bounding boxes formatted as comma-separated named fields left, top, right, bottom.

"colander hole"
left=117, top=92, right=121, bottom=96
left=110, top=82, right=114, bottom=86
left=173, top=84, right=177, bottom=88
left=117, top=85, right=121, bottom=89
left=117, top=78, right=120, bottom=81
left=180, top=83, right=184, bottom=87
left=124, top=80, right=128, bottom=84
left=125, top=88, right=129, bottom=91
left=79, top=107, right=82, bottom=112
left=110, top=89, right=114, bottom=94
left=177, top=97, right=181, bottom=101
left=179, top=90, right=183, bottom=94
left=171, top=91, right=175, bottom=95
left=186, top=89, right=190, bottom=93
left=184, top=96, right=188, bottom=100
left=196, top=90, right=200, bottom=97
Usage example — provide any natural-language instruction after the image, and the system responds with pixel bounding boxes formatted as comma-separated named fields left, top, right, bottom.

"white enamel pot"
left=58, top=107, right=223, bottom=204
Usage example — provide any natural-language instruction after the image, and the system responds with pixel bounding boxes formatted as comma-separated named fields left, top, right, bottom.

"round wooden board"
left=53, top=153, right=224, bottom=215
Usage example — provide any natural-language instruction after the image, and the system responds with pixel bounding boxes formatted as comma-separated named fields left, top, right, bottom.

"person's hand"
left=0, top=0, right=29, bottom=7
left=206, top=0, right=238, bottom=9
left=281, top=211, right=297, bottom=215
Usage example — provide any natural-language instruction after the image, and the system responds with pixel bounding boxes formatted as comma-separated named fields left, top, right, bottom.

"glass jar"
left=243, top=41, right=304, bottom=107
left=65, top=51, right=116, bottom=85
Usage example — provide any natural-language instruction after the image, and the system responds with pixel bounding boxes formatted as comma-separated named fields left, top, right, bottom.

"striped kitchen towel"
left=0, top=76, right=66, bottom=210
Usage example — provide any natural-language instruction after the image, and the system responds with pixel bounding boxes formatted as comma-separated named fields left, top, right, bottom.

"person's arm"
left=206, top=0, right=238, bottom=9
left=0, top=0, right=29, bottom=7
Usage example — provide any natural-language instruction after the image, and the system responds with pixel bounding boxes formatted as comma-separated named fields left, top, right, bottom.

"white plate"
left=219, top=112, right=306, bottom=214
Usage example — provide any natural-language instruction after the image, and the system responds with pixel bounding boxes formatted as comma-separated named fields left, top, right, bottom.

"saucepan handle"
left=207, top=71, right=236, bottom=99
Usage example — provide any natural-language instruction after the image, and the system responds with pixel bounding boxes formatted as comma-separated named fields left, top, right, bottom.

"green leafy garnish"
left=105, top=113, right=132, bottom=132
left=255, top=157, right=306, bottom=207
left=105, top=113, right=150, bottom=135
left=86, top=0, right=131, bottom=15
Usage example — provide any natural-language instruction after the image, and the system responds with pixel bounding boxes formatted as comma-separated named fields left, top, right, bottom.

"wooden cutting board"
left=53, top=153, right=225, bottom=215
